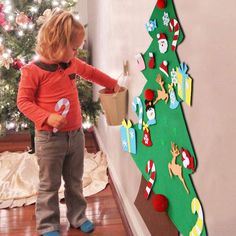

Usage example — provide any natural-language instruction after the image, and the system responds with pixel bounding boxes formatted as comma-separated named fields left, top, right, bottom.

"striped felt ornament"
left=169, top=18, right=180, bottom=51
left=144, top=160, right=156, bottom=199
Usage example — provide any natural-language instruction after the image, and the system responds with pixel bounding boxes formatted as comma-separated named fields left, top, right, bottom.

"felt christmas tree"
left=121, top=0, right=207, bottom=235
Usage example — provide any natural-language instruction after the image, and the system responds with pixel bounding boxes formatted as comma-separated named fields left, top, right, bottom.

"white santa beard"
left=159, top=40, right=168, bottom=54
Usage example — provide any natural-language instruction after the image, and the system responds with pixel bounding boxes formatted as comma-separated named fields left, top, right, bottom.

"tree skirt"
left=0, top=150, right=108, bottom=209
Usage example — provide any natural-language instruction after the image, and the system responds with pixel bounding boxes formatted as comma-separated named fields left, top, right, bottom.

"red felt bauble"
left=152, top=194, right=168, bottom=212
left=156, top=0, right=166, bottom=9
left=145, top=89, right=155, bottom=101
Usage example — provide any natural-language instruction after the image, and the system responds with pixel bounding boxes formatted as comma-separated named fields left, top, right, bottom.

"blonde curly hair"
left=35, top=9, right=85, bottom=62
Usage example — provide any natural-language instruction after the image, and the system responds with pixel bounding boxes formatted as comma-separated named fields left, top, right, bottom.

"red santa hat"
left=157, top=33, right=167, bottom=42
left=159, top=60, right=169, bottom=77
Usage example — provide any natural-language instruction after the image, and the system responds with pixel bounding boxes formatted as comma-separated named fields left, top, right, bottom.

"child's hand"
left=113, top=83, right=121, bottom=93
left=46, top=113, right=67, bottom=129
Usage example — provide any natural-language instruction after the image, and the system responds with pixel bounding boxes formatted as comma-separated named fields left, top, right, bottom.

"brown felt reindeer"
left=153, top=74, right=169, bottom=104
left=168, top=142, right=189, bottom=194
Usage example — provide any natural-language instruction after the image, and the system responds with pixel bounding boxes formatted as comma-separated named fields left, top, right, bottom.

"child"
left=17, top=9, right=119, bottom=236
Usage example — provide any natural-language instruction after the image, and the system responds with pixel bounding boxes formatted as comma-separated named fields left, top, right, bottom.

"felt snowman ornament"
left=157, top=33, right=168, bottom=54
left=144, top=89, right=156, bottom=126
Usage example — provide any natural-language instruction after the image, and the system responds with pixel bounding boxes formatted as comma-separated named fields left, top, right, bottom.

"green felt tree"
left=121, top=0, right=207, bottom=235
left=0, top=0, right=100, bottom=135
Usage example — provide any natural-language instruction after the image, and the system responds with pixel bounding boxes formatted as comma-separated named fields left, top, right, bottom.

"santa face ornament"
left=157, top=33, right=168, bottom=54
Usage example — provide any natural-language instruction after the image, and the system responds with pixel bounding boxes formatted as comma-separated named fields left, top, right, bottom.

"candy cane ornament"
left=169, top=18, right=180, bottom=51
left=189, top=198, right=204, bottom=236
left=132, top=96, right=143, bottom=130
left=53, top=98, right=70, bottom=133
left=144, top=160, right=156, bottom=199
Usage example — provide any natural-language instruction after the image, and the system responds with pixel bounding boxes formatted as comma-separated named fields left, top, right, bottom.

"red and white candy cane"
left=144, top=160, right=156, bottom=199
left=169, top=18, right=180, bottom=51
left=53, top=98, right=70, bottom=133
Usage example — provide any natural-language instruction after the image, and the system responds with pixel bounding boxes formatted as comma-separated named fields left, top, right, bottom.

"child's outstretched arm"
left=74, top=58, right=120, bottom=91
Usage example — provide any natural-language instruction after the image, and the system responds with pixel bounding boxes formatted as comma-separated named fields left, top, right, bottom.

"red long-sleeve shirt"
left=17, top=57, right=117, bottom=131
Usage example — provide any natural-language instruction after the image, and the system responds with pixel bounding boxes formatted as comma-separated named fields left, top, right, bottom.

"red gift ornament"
left=156, top=0, right=167, bottom=9
left=152, top=194, right=168, bottom=212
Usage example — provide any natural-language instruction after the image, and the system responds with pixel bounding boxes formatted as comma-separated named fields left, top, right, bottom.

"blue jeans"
left=35, top=129, right=87, bottom=235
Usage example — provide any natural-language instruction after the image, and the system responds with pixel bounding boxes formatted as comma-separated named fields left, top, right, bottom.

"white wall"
left=85, top=0, right=236, bottom=235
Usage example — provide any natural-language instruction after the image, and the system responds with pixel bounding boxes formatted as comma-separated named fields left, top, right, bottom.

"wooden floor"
left=0, top=130, right=132, bottom=236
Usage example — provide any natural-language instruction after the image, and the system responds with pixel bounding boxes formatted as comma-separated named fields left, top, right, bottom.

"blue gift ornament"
left=120, top=120, right=137, bottom=154
left=146, top=19, right=157, bottom=32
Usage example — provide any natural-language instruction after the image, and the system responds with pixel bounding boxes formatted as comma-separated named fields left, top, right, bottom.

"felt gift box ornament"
left=120, top=119, right=137, bottom=154
left=176, top=63, right=192, bottom=106
left=142, top=122, right=153, bottom=147
left=135, top=53, right=146, bottom=71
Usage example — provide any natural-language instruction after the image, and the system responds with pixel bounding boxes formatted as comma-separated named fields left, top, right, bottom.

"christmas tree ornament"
left=157, top=33, right=168, bottom=54
left=156, top=0, right=167, bottom=9
left=154, top=74, right=169, bottom=104
left=36, top=9, right=52, bottom=25
left=169, top=18, right=180, bottom=51
left=148, top=52, right=155, bottom=69
left=144, top=160, right=156, bottom=199
left=0, top=53, right=13, bottom=69
left=142, top=122, right=152, bottom=147
left=168, top=143, right=189, bottom=194
left=144, top=89, right=156, bottom=125
left=189, top=198, right=204, bottom=236
left=159, top=60, right=169, bottom=77
left=162, top=12, right=170, bottom=26
left=135, top=53, right=146, bottom=71
left=152, top=194, right=169, bottom=212
left=132, top=96, right=143, bottom=130
left=146, top=19, right=157, bottom=32
left=176, top=63, right=192, bottom=106
left=12, top=58, right=25, bottom=70
left=181, top=148, right=195, bottom=173
left=15, top=12, right=30, bottom=26
left=120, top=120, right=137, bottom=154
left=53, top=98, right=70, bottom=133
left=168, top=83, right=179, bottom=109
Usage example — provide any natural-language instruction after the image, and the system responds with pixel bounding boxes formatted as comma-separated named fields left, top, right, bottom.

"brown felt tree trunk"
left=134, top=177, right=179, bottom=236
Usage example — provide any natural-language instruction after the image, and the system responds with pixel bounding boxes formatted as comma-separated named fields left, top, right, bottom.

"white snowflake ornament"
left=162, top=12, right=170, bottom=26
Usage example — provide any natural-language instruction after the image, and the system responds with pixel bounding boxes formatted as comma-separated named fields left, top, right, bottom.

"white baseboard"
left=94, top=127, right=150, bottom=236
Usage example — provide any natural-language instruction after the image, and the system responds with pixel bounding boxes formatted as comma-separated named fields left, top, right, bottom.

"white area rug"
left=0, top=150, right=108, bottom=209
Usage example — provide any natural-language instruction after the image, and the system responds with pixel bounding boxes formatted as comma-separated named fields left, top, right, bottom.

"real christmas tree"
left=0, top=0, right=100, bottom=139
left=120, top=0, right=207, bottom=235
